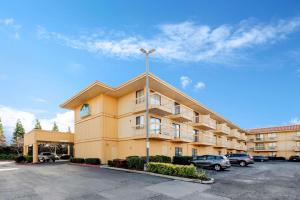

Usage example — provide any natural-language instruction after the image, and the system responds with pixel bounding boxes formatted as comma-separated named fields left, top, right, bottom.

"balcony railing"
left=215, top=123, right=230, bottom=135
left=192, top=115, right=216, bottom=130
left=228, top=129, right=240, bottom=138
left=193, top=134, right=216, bottom=146
left=215, top=139, right=227, bottom=148
left=254, top=136, right=278, bottom=142
left=294, top=135, right=300, bottom=141
left=238, top=133, right=247, bottom=141
left=134, top=94, right=174, bottom=116
left=169, top=105, right=193, bottom=122
left=294, top=146, right=300, bottom=151
left=254, top=146, right=277, bottom=151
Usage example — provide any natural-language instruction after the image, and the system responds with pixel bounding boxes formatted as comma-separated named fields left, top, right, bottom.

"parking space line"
left=0, top=168, right=19, bottom=171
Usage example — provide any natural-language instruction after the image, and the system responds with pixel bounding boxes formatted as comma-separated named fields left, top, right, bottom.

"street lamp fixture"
left=140, top=48, right=155, bottom=164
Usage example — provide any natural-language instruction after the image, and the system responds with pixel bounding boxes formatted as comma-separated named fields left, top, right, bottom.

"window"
left=192, top=148, right=197, bottom=157
left=268, top=133, right=277, bottom=139
left=150, top=117, right=161, bottom=134
left=194, top=112, right=199, bottom=123
left=193, top=129, right=199, bottom=142
left=174, top=102, right=180, bottom=114
left=296, top=132, right=300, bottom=137
left=136, top=116, right=144, bottom=128
left=136, top=90, right=144, bottom=104
left=206, top=155, right=215, bottom=160
left=175, top=147, right=182, bottom=156
left=80, top=104, right=90, bottom=118
left=256, top=134, right=264, bottom=141
left=297, top=142, right=300, bottom=147
left=150, top=93, right=161, bottom=105
left=173, top=123, right=180, bottom=138
left=255, top=143, right=265, bottom=150
left=268, top=143, right=276, bottom=149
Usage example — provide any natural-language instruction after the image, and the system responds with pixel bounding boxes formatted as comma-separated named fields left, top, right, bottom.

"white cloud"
left=0, top=17, right=21, bottom=39
left=180, top=76, right=192, bottom=88
left=290, top=117, right=300, bottom=125
left=0, top=105, right=74, bottom=143
left=194, top=81, right=206, bottom=90
left=33, top=97, right=47, bottom=103
left=37, top=17, right=300, bottom=62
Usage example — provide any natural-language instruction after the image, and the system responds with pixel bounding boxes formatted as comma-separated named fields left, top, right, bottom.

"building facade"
left=247, top=125, right=300, bottom=159
left=61, top=73, right=247, bottom=163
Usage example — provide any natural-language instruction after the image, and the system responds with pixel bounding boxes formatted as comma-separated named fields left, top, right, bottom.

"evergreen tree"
left=12, top=119, right=25, bottom=141
left=52, top=122, right=59, bottom=132
left=0, top=118, right=6, bottom=146
left=34, top=119, right=42, bottom=129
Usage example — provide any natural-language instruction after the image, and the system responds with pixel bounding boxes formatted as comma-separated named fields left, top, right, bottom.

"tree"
left=12, top=119, right=25, bottom=155
left=0, top=118, right=6, bottom=146
left=34, top=119, right=42, bottom=129
left=52, top=122, right=59, bottom=132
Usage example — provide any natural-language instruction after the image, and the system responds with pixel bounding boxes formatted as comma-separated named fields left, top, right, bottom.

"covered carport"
left=23, top=129, right=74, bottom=163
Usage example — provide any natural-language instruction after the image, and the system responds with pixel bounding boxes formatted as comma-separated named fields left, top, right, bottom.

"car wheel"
left=214, top=164, right=221, bottom=171
left=239, top=161, right=246, bottom=167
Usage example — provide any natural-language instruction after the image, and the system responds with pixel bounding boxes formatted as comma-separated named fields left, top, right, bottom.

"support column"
left=23, top=145, right=28, bottom=156
left=67, top=144, right=70, bottom=155
left=33, top=143, right=38, bottom=163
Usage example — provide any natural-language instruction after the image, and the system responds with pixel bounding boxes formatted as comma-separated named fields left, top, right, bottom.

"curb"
left=101, top=165, right=214, bottom=184
left=68, top=163, right=101, bottom=168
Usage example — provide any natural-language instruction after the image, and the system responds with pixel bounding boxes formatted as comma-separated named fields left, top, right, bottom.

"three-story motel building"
left=60, top=73, right=247, bottom=164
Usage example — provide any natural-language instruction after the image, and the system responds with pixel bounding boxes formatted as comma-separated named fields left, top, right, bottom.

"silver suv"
left=225, top=153, right=254, bottom=167
left=191, top=155, right=231, bottom=171
left=38, top=152, right=56, bottom=162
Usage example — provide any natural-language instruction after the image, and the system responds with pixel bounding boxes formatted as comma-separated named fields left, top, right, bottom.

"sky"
left=1, top=0, right=300, bottom=143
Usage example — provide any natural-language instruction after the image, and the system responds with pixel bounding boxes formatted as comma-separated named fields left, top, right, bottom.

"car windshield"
left=43, top=153, right=51, bottom=155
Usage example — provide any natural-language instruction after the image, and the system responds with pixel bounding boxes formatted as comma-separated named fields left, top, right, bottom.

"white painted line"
left=0, top=168, right=19, bottom=171
left=0, top=161, right=14, bottom=165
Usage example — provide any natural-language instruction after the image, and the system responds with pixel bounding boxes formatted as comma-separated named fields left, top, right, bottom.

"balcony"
left=227, top=142, right=238, bottom=150
left=215, top=139, right=227, bottom=148
left=228, top=129, right=240, bottom=139
left=171, top=134, right=193, bottom=143
left=294, top=146, right=300, bottom=152
left=132, top=123, right=172, bottom=140
left=168, top=105, right=193, bottom=123
left=254, top=146, right=277, bottom=151
left=192, top=134, right=216, bottom=146
left=294, top=135, right=300, bottom=141
left=238, top=133, right=247, bottom=141
left=134, top=94, right=173, bottom=116
left=215, top=123, right=230, bottom=135
left=191, top=115, right=216, bottom=130
left=254, top=136, right=278, bottom=143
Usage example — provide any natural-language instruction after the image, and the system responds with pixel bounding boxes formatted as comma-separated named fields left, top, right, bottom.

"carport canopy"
left=23, top=129, right=74, bottom=163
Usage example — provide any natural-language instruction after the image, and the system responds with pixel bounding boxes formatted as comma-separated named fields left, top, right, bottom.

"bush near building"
left=70, top=157, right=85, bottom=163
left=0, top=154, right=17, bottom=160
left=126, top=156, right=144, bottom=170
left=172, top=156, right=193, bottom=165
left=112, top=159, right=127, bottom=168
left=85, top=158, right=101, bottom=165
left=146, top=162, right=209, bottom=180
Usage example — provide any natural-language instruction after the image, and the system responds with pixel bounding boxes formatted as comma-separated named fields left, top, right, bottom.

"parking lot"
left=0, top=161, right=299, bottom=200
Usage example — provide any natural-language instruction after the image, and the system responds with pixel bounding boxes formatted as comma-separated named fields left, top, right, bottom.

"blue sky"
left=1, top=0, right=300, bottom=142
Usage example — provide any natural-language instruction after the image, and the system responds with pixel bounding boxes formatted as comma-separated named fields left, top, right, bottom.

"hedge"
left=112, top=159, right=127, bottom=168
left=126, top=156, right=144, bottom=170
left=0, top=154, right=17, bottom=160
left=85, top=158, right=101, bottom=165
left=146, top=162, right=209, bottom=180
left=107, top=160, right=113, bottom=167
left=15, top=155, right=26, bottom=163
left=172, top=156, right=193, bottom=165
left=141, top=155, right=172, bottom=163
left=24, top=155, right=33, bottom=163
left=70, top=157, right=85, bottom=163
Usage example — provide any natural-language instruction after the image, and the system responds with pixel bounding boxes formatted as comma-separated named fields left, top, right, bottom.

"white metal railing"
left=216, top=123, right=230, bottom=134
left=194, top=115, right=217, bottom=129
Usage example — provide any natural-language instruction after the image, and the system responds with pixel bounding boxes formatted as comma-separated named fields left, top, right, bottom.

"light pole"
left=140, top=48, right=155, bottom=164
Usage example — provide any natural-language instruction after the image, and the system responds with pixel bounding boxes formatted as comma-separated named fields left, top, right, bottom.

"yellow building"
left=247, top=125, right=300, bottom=159
left=60, top=73, right=247, bottom=164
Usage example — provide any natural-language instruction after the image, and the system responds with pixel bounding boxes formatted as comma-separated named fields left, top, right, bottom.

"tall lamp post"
left=140, top=48, right=155, bottom=164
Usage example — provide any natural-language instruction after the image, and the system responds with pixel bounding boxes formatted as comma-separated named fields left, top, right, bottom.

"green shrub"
left=126, top=156, right=144, bottom=170
left=146, top=162, right=209, bottom=180
left=141, top=155, right=172, bottom=163
left=15, top=155, right=26, bottom=163
left=0, top=154, right=17, bottom=160
left=24, top=155, right=33, bottom=163
left=172, top=156, right=193, bottom=165
left=85, top=158, right=101, bottom=165
left=70, top=157, right=85, bottom=163
left=107, top=160, right=113, bottom=167
left=112, top=159, right=127, bottom=168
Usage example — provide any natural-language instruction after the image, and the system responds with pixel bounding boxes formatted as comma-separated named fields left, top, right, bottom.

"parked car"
left=253, top=156, right=269, bottom=162
left=60, top=154, right=71, bottom=160
left=225, top=153, right=254, bottom=167
left=288, top=156, right=300, bottom=162
left=38, top=152, right=56, bottom=162
left=191, top=155, right=231, bottom=171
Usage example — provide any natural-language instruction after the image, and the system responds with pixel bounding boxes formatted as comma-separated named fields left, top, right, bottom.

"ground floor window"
left=175, top=147, right=182, bottom=156
left=192, top=148, right=197, bottom=157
